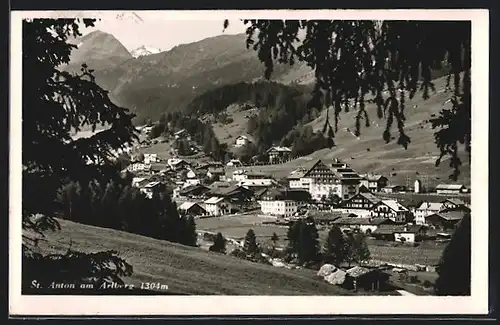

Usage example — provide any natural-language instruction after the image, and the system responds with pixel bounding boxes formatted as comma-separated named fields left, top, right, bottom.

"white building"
left=414, top=179, right=422, bottom=193
left=226, top=159, right=243, bottom=167
left=303, top=159, right=362, bottom=201
left=234, top=135, right=253, bottom=148
left=259, top=200, right=298, bottom=217
left=144, top=153, right=158, bottom=164
left=414, top=202, right=444, bottom=225
left=127, top=162, right=151, bottom=173
left=184, top=178, right=201, bottom=187
left=258, top=189, right=298, bottom=217
left=436, top=184, right=467, bottom=194
left=287, top=169, right=311, bottom=190
left=231, top=169, right=248, bottom=182
left=139, top=181, right=164, bottom=199
left=204, top=197, right=233, bottom=216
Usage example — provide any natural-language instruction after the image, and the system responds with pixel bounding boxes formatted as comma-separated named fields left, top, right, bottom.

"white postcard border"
left=9, top=9, right=490, bottom=316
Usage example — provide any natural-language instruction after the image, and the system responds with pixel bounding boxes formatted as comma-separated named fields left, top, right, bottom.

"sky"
left=47, top=11, right=247, bottom=52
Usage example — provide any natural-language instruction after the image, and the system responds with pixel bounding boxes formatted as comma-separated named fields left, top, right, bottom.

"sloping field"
left=25, top=219, right=356, bottom=295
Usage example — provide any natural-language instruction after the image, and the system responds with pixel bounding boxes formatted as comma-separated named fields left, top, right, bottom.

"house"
left=174, top=129, right=186, bottom=139
left=436, top=183, right=467, bottom=194
left=234, top=134, right=254, bottom=148
left=372, top=224, right=426, bottom=242
left=414, top=202, right=444, bottom=225
left=393, top=225, right=427, bottom=243
left=208, top=184, right=255, bottom=202
left=204, top=197, right=233, bottom=216
left=302, top=159, right=362, bottom=201
left=332, top=217, right=394, bottom=235
left=267, top=146, right=292, bottom=164
left=226, top=159, right=243, bottom=167
left=359, top=174, right=388, bottom=192
left=206, top=167, right=225, bottom=180
left=370, top=200, right=410, bottom=223
left=167, top=158, right=190, bottom=171
left=287, top=168, right=312, bottom=190
left=143, top=153, right=158, bottom=164
left=441, top=198, right=468, bottom=210
left=380, top=185, right=406, bottom=193
left=343, top=266, right=390, bottom=292
left=178, top=202, right=207, bottom=217
left=237, top=178, right=276, bottom=189
left=231, top=169, right=248, bottom=182
left=425, top=210, right=468, bottom=231
left=174, top=184, right=211, bottom=200
left=139, top=181, right=166, bottom=199
left=127, top=162, right=151, bottom=173
left=258, top=188, right=298, bottom=217
left=338, top=192, right=382, bottom=217
left=305, top=211, right=347, bottom=225
left=132, top=177, right=148, bottom=188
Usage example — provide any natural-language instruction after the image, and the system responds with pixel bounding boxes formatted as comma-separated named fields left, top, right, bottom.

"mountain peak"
left=131, top=45, right=162, bottom=58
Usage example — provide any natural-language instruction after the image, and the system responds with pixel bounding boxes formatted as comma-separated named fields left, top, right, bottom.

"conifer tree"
left=243, top=229, right=259, bottom=255
left=323, top=225, right=346, bottom=265
left=209, top=232, right=227, bottom=254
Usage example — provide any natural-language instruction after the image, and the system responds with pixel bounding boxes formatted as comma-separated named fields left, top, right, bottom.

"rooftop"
left=346, top=266, right=373, bottom=278
left=380, top=200, right=409, bottom=212
left=436, top=184, right=466, bottom=190
left=267, top=146, right=292, bottom=153
left=178, top=201, right=203, bottom=211
left=204, top=197, right=226, bottom=204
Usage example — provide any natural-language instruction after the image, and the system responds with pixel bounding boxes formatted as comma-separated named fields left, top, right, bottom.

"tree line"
left=208, top=218, right=370, bottom=270
left=57, top=173, right=197, bottom=247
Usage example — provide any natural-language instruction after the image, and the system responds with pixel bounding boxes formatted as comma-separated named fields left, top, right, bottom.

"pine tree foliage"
left=243, top=229, right=260, bottom=255
left=22, top=18, right=139, bottom=291
left=434, top=213, right=471, bottom=296
left=225, top=19, right=471, bottom=180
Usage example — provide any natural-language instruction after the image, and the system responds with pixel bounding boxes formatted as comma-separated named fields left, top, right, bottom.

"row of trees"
left=285, top=218, right=371, bottom=267
left=57, top=174, right=197, bottom=247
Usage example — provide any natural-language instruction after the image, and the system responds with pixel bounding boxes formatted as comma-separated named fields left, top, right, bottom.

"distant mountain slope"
left=65, top=30, right=133, bottom=72
left=230, top=74, right=470, bottom=187
left=65, top=32, right=313, bottom=122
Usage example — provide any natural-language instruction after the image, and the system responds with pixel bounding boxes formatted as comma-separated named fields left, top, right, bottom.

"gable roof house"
left=435, top=183, right=468, bottom=194
left=372, top=224, right=426, bottom=242
left=414, top=202, right=445, bottom=225
left=303, top=159, right=363, bottom=202
left=425, top=210, right=469, bottom=231
left=338, top=192, right=382, bottom=217
left=370, top=200, right=410, bottom=223
left=359, top=174, right=389, bottom=192
left=343, top=266, right=390, bottom=292
left=234, top=134, right=254, bottom=148
left=441, top=198, right=468, bottom=210
left=267, top=146, right=292, bottom=164
left=178, top=201, right=207, bottom=217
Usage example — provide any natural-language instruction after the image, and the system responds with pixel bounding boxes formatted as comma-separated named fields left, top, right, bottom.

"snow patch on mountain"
left=131, top=45, right=162, bottom=58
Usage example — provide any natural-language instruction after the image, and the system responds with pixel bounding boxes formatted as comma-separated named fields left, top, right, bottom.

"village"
left=107, top=123, right=472, bottom=295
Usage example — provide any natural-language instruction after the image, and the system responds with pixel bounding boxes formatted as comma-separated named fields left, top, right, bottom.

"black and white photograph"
left=9, top=9, right=489, bottom=316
